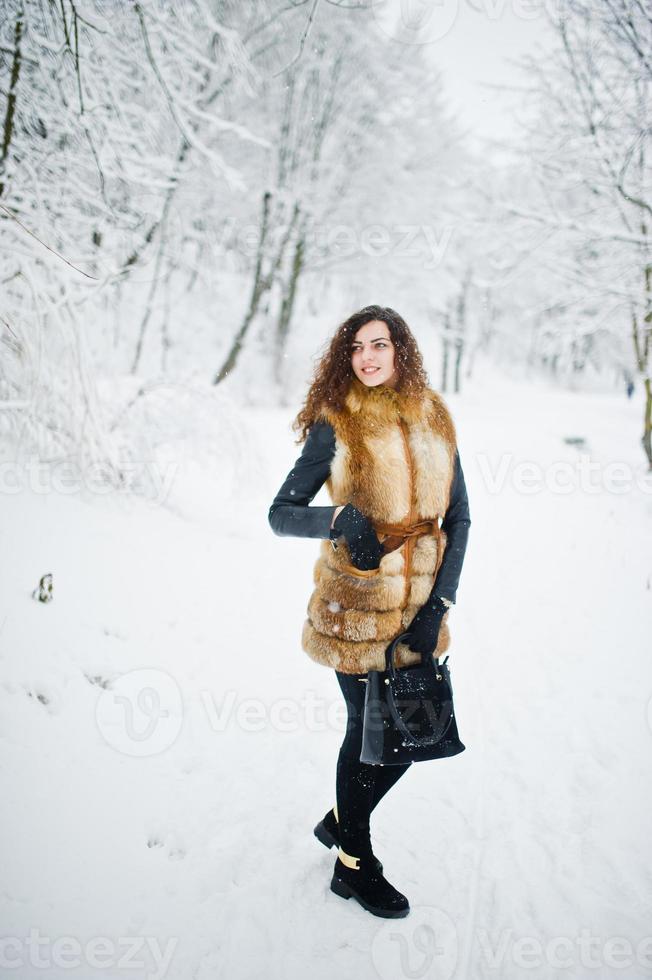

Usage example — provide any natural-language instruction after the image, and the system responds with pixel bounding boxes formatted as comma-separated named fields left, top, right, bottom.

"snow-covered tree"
left=485, top=0, right=651, bottom=465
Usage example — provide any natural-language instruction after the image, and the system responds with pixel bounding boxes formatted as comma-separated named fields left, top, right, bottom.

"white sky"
left=372, top=0, right=555, bottom=161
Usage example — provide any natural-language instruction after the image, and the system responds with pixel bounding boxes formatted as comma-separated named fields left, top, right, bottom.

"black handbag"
left=359, top=631, right=466, bottom=765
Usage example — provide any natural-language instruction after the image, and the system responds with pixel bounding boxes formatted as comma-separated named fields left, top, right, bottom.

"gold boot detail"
left=338, top=847, right=360, bottom=870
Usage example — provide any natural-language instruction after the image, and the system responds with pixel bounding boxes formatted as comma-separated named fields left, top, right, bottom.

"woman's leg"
left=334, top=672, right=411, bottom=859
left=335, top=672, right=375, bottom=859
left=370, top=761, right=412, bottom=812
left=328, top=672, right=411, bottom=916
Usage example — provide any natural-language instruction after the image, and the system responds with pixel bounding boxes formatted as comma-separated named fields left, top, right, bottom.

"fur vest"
left=301, top=376, right=458, bottom=674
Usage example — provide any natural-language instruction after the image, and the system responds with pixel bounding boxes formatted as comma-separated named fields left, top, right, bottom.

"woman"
left=268, top=305, right=471, bottom=919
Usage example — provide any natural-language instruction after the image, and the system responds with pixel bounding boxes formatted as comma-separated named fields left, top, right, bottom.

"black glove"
left=331, top=503, right=382, bottom=571
left=406, top=596, right=448, bottom=655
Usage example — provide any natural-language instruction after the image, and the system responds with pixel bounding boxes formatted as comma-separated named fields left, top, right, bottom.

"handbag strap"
left=386, top=689, right=454, bottom=747
left=384, top=632, right=443, bottom=678
left=383, top=632, right=453, bottom=747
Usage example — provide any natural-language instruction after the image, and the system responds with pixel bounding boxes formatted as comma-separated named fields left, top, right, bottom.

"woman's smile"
left=351, top=320, right=398, bottom=388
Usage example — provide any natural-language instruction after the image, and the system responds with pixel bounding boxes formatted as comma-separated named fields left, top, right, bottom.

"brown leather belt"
left=374, top=518, right=442, bottom=556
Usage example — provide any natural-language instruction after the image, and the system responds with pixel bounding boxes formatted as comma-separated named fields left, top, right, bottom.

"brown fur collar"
left=319, top=376, right=456, bottom=442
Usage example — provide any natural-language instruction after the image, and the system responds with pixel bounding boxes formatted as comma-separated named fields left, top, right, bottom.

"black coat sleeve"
left=268, top=421, right=339, bottom=540
left=429, top=450, right=471, bottom=605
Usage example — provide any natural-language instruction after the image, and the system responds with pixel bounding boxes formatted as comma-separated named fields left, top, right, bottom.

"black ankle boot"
left=330, top=853, right=410, bottom=918
left=314, top=809, right=383, bottom=874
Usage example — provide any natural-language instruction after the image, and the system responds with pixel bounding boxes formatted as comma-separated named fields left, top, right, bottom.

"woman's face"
left=350, top=320, right=398, bottom=388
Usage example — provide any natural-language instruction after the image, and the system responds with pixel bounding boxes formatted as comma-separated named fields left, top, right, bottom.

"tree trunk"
left=642, top=376, right=652, bottom=471
left=453, top=337, right=464, bottom=394
left=130, top=191, right=175, bottom=374
left=0, top=10, right=23, bottom=200
left=213, top=195, right=300, bottom=385
left=213, top=191, right=273, bottom=385
left=631, top=226, right=652, bottom=469
left=441, top=313, right=450, bottom=393
left=274, top=231, right=305, bottom=387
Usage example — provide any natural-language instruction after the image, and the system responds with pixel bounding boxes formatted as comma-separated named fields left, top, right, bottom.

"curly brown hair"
left=293, top=305, right=429, bottom=442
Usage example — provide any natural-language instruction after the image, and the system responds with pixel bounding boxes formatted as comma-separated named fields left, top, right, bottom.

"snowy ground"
left=1, top=373, right=651, bottom=980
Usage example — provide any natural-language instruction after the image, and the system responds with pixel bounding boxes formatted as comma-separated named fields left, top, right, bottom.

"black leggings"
left=334, top=670, right=411, bottom=859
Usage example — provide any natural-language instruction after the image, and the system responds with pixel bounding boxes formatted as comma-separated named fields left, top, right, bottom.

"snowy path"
left=1, top=376, right=650, bottom=980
